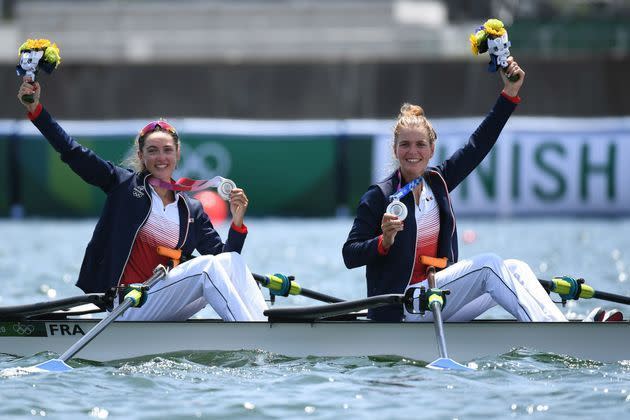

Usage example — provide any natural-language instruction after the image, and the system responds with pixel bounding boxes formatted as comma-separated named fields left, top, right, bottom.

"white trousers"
left=118, top=252, right=268, bottom=321
left=404, top=253, right=567, bottom=322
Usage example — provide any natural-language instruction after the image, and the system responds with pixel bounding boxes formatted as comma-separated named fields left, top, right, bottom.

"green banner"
left=16, top=135, right=131, bottom=217
left=7, top=132, right=372, bottom=217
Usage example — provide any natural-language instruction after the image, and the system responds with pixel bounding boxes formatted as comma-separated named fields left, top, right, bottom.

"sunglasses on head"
left=138, top=120, right=178, bottom=138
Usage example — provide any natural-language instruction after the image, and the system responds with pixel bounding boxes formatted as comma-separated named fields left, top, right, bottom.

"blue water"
left=1, top=218, right=630, bottom=418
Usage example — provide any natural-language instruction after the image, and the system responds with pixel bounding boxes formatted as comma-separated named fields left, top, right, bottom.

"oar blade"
left=427, top=357, right=475, bottom=371
left=33, top=358, right=73, bottom=373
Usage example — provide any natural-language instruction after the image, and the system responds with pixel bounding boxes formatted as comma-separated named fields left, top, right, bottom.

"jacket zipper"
left=405, top=179, right=421, bottom=288
left=116, top=173, right=152, bottom=288
left=392, top=170, right=420, bottom=288
left=427, top=169, right=456, bottom=260
left=177, top=194, right=191, bottom=249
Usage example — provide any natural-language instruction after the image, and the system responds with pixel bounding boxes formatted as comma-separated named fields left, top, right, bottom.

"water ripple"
left=2, top=218, right=630, bottom=418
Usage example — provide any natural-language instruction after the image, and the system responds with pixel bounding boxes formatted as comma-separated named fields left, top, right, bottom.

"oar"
left=252, top=273, right=343, bottom=304
left=0, top=293, right=109, bottom=319
left=540, top=276, right=630, bottom=306
left=425, top=267, right=475, bottom=371
left=31, top=265, right=168, bottom=373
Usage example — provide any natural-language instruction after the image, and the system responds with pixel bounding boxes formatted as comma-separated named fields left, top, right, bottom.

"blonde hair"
left=393, top=103, right=437, bottom=148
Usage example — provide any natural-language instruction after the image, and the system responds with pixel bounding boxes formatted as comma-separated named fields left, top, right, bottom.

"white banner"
left=373, top=116, right=630, bottom=216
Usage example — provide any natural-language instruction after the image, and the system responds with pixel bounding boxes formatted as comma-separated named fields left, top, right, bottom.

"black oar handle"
left=299, top=288, right=343, bottom=304
left=593, top=290, right=630, bottom=305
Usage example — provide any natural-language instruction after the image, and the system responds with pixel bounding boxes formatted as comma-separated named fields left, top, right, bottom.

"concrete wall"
left=3, top=57, right=630, bottom=119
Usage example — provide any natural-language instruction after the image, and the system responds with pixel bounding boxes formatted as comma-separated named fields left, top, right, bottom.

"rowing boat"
left=2, top=275, right=629, bottom=367
left=1, top=315, right=628, bottom=363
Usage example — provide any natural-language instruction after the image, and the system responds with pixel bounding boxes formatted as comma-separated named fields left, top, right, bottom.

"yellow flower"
left=43, top=43, right=61, bottom=66
left=34, top=39, right=51, bottom=49
left=18, top=39, right=33, bottom=55
left=483, top=19, right=506, bottom=38
left=469, top=34, right=479, bottom=55
left=469, top=30, right=487, bottom=55
left=18, top=38, right=52, bottom=54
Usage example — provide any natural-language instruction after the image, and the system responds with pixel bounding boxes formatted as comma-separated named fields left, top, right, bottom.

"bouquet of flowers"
left=16, top=39, right=61, bottom=103
left=469, top=19, right=519, bottom=81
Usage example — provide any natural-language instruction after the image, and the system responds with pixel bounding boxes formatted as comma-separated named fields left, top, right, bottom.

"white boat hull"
left=1, top=319, right=628, bottom=363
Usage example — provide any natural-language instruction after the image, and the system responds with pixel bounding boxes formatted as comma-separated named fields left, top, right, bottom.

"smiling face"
left=394, top=126, right=435, bottom=182
left=138, top=132, right=180, bottom=181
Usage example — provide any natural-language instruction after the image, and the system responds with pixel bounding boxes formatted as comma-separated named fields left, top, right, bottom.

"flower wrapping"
left=16, top=38, right=61, bottom=77
left=468, top=19, right=515, bottom=77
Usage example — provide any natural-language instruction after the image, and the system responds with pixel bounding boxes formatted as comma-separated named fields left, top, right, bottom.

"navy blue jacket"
left=343, top=95, right=517, bottom=322
left=31, top=107, right=247, bottom=293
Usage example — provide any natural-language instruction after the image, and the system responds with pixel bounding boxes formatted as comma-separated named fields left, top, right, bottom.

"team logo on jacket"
left=132, top=186, right=146, bottom=198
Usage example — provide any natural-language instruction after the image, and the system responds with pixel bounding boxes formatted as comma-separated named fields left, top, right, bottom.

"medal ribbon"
left=148, top=176, right=230, bottom=192
left=389, top=176, right=423, bottom=202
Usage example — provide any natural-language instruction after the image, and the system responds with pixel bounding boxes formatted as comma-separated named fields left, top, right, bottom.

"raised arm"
left=17, top=77, right=130, bottom=192
left=438, top=57, right=525, bottom=191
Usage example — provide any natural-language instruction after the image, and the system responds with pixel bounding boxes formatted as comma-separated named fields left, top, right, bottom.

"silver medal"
left=386, top=200, right=408, bottom=221
left=217, top=178, right=237, bottom=200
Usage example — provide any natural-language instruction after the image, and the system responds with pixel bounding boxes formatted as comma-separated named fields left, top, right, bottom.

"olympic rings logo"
left=176, top=143, right=231, bottom=180
left=13, top=323, right=35, bottom=336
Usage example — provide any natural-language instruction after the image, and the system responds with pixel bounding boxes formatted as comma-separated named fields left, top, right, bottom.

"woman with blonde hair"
left=343, top=57, right=566, bottom=323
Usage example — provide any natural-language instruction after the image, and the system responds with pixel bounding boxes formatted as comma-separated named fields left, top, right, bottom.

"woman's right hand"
left=381, top=213, right=404, bottom=249
left=17, top=76, right=41, bottom=113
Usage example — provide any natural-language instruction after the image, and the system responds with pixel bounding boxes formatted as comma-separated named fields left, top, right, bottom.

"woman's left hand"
left=501, top=56, right=525, bottom=97
left=229, top=188, right=248, bottom=227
